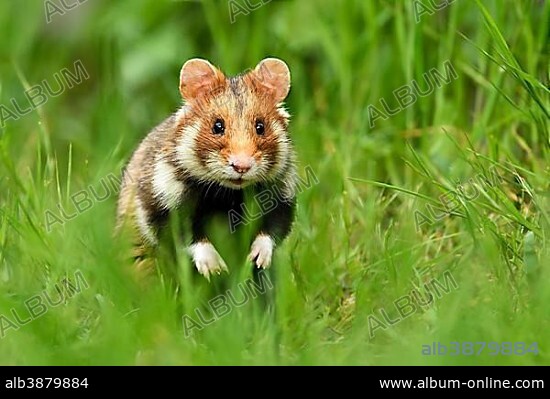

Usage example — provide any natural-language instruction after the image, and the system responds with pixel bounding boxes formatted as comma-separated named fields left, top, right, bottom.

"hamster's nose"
left=229, top=154, right=254, bottom=174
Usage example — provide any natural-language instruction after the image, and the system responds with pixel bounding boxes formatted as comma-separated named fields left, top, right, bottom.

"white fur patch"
left=134, top=197, right=157, bottom=245
left=279, top=163, right=298, bottom=201
left=152, top=159, right=185, bottom=210
left=188, top=242, right=228, bottom=280
left=176, top=121, right=205, bottom=176
left=249, top=234, right=275, bottom=269
left=277, top=106, right=290, bottom=120
left=267, top=119, right=291, bottom=180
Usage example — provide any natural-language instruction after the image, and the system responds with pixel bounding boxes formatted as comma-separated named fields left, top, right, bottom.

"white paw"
left=249, top=235, right=275, bottom=269
left=188, top=242, right=228, bottom=280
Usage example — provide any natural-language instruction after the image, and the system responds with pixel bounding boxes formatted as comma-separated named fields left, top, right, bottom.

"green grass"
left=0, top=0, right=549, bottom=365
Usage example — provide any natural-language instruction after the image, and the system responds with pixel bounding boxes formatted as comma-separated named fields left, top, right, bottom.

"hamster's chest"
left=185, top=181, right=246, bottom=214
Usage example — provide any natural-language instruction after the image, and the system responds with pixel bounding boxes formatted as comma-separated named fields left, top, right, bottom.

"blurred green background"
left=0, top=0, right=548, bottom=365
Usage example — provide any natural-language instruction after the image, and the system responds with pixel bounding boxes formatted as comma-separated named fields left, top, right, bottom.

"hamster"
left=116, top=58, right=297, bottom=280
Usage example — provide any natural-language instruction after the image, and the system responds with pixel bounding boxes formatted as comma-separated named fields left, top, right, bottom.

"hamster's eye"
left=212, top=118, right=225, bottom=135
left=255, top=120, right=265, bottom=136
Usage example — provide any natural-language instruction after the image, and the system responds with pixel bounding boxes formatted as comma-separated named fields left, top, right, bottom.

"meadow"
left=0, top=0, right=548, bottom=365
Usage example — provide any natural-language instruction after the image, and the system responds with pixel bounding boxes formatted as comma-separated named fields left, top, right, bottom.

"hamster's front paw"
left=188, top=242, right=228, bottom=280
left=249, top=234, right=275, bottom=269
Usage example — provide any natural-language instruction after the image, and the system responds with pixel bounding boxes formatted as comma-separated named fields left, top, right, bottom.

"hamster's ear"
left=252, top=58, right=291, bottom=103
left=179, top=59, right=225, bottom=100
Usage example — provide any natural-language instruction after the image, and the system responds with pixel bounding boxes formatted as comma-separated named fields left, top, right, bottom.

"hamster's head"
left=175, top=58, right=292, bottom=189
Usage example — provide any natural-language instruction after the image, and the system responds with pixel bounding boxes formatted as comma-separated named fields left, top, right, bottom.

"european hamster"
left=116, top=58, right=297, bottom=280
